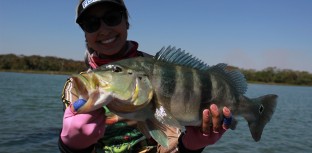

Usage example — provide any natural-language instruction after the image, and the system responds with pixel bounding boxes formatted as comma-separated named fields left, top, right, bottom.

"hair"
left=84, top=47, right=92, bottom=68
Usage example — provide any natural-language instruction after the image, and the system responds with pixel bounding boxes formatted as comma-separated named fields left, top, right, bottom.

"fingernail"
left=203, top=109, right=210, bottom=117
left=73, top=99, right=87, bottom=111
left=202, top=133, right=210, bottom=136
left=211, top=104, right=217, bottom=111
left=223, top=107, right=230, bottom=113
left=223, top=107, right=232, bottom=117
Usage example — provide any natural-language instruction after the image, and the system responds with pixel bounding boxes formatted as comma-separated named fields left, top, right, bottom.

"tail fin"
left=240, top=94, right=278, bottom=141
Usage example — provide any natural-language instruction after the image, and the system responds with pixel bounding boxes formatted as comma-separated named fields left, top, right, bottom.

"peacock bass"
left=71, top=46, right=278, bottom=147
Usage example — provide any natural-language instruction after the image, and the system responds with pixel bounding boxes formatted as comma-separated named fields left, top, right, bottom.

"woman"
left=59, top=0, right=233, bottom=152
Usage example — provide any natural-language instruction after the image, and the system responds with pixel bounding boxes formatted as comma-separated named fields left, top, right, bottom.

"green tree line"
left=241, top=67, right=312, bottom=86
left=1, top=54, right=312, bottom=86
left=0, top=54, right=87, bottom=74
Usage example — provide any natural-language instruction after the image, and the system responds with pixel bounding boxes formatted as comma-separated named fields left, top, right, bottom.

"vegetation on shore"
left=1, top=54, right=312, bottom=86
left=241, top=67, right=312, bottom=86
left=0, top=54, right=87, bottom=75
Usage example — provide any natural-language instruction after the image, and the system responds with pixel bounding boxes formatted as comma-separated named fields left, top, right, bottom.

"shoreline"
left=0, top=69, right=75, bottom=76
left=1, top=70, right=311, bottom=87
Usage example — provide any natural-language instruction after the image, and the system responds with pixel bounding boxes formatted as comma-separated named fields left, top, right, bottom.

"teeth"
left=101, top=37, right=116, bottom=44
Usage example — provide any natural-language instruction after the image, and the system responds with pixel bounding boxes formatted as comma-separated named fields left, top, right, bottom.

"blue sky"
left=0, top=0, right=311, bottom=72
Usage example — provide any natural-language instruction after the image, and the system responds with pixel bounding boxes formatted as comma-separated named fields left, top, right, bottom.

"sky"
left=0, top=0, right=311, bottom=72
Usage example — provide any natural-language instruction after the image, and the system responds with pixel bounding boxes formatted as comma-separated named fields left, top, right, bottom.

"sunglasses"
left=78, top=10, right=124, bottom=33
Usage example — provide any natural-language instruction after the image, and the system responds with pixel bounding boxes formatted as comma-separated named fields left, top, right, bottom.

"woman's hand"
left=60, top=99, right=106, bottom=150
left=182, top=104, right=233, bottom=150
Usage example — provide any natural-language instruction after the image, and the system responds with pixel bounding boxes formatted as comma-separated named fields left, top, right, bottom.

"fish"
left=71, top=46, right=278, bottom=147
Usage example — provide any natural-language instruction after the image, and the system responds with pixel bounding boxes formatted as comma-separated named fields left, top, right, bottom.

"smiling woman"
left=58, top=0, right=234, bottom=153
left=77, top=1, right=129, bottom=56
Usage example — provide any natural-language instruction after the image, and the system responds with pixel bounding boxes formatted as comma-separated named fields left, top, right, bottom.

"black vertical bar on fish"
left=154, top=63, right=176, bottom=110
left=181, top=66, right=194, bottom=105
left=199, top=71, right=212, bottom=109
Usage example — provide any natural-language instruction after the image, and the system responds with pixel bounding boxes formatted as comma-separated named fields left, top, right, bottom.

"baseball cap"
left=76, top=0, right=127, bottom=23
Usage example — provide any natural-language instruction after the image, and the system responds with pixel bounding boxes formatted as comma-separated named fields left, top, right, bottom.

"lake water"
left=0, top=72, right=311, bottom=153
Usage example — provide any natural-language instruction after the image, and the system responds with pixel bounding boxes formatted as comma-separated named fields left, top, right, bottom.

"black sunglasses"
left=78, top=10, right=124, bottom=33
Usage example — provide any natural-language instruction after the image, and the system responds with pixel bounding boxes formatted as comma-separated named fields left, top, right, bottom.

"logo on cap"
left=82, top=0, right=101, bottom=9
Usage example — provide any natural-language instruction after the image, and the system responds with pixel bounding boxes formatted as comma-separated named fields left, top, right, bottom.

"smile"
left=100, top=37, right=116, bottom=44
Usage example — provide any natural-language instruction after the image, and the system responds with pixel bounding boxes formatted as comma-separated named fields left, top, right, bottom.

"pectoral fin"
left=146, top=119, right=169, bottom=148
left=154, top=105, right=182, bottom=129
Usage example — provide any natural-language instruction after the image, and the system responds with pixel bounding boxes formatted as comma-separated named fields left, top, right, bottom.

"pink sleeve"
left=60, top=105, right=106, bottom=150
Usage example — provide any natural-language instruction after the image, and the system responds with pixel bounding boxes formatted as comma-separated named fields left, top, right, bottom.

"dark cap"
left=76, top=0, right=127, bottom=23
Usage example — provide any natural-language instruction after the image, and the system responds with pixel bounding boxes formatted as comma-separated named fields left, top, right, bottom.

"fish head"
left=71, top=63, right=154, bottom=113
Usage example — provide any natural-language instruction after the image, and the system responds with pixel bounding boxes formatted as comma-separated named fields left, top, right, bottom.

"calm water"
left=0, top=72, right=311, bottom=153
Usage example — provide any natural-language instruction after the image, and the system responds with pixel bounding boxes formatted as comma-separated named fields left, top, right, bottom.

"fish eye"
left=112, top=66, right=123, bottom=73
left=259, top=104, right=264, bottom=114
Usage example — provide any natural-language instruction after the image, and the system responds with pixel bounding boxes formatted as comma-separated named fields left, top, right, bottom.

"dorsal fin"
left=154, top=46, right=247, bottom=95
left=154, top=46, right=209, bottom=70
left=208, top=63, right=247, bottom=95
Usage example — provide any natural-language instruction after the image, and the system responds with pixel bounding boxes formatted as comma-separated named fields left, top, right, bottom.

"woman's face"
left=82, top=4, right=128, bottom=55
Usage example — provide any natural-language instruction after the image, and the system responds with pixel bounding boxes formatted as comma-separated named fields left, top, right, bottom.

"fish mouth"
left=72, top=73, right=112, bottom=98
left=71, top=74, right=90, bottom=99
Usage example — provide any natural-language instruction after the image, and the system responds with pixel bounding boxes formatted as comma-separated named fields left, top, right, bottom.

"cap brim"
left=76, top=0, right=126, bottom=23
